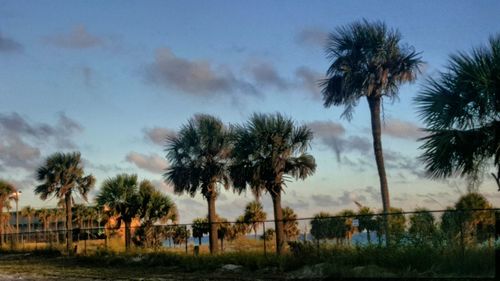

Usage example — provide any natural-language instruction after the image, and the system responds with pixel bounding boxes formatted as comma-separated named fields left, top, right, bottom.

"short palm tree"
left=21, top=206, right=36, bottom=233
left=230, top=113, right=316, bottom=254
left=321, top=20, right=422, bottom=244
left=282, top=206, right=299, bottom=242
left=96, top=174, right=141, bottom=251
left=164, top=114, right=231, bottom=254
left=0, top=180, right=16, bottom=246
left=243, top=200, right=267, bottom=239
left=416, top=35, right=500, bottom=190
left=356, top=206, right=376, bottom=244
left=35, top=152, right=95, bottom=252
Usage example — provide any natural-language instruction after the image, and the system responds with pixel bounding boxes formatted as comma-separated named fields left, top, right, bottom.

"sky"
left=1, top=0, right=500, bottom=224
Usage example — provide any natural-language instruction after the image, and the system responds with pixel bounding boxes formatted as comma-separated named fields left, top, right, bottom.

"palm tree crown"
left=416, top=35, right=500, bottom=190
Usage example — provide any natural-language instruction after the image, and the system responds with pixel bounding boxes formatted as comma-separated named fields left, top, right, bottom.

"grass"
left=0, top=240, right=496, bottom=279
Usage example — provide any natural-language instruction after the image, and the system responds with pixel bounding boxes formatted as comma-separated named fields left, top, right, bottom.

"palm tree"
left=0, top=180, right=16, bottom=246
left=416, top=35, right=500, bottom=190
left=35, top=152, right=95, bottom=252
left=21, top=206, right=36, bottom=234
left=96, top=174, right=141, bottom=251
left=408, top=208, right=436, bottom=245
left=321, top=20, right=422, bottom=244
left=356, top=207, right=375, bottom=244
left=231, top=113, right=316, bottom=255
left=282, top=206, right=299, bottom=242
left=192, top=217, right=209, bottom=246
left=164, top=114, right=231, bottom=254
left=243, top=200, right=267, bottom=240
left=72, top=204, right=87, bottom=230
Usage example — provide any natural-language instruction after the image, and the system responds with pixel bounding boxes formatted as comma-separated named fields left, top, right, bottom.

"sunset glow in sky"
left=1, top=0, right=499, bottom=223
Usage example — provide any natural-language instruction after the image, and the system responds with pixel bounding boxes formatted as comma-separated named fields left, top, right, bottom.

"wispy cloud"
left=295, top=27, right=328, bottom=48
left=0, top=112, right=83, bottom=170
left=145, top=47, right=257, bottom=96
left=125, top=152, right=168, bottom=174
left=383, top=119, right=425, bottom=140
left=0, top=32, right=22, bottom=52
left=142, top=127, right=177, bottom=146
left=295, top=66, right=324, bottom=99
left=308, top=120, right=371, bottom=161
left=44, top=25, right=104, bottom=49
left=244, top=60, right=289, bottom=90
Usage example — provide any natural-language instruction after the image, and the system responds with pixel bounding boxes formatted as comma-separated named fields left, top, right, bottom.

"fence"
left=1, top=208, right=498, bottom=256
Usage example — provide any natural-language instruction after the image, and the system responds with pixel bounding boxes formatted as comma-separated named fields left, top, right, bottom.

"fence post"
left=185, top=225, right=188, bottom=254
left=262, top=221, right=267, bottom=257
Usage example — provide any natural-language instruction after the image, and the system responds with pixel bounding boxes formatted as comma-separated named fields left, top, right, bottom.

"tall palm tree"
left=164, top=114, right=231, bottom=254
left=416, top=35, right=500, bottom=190
left=35, top=152, right=95, bottom=252
left=21, top=206, right=36, bottom=234
left=0, top=180, right=16, bottom=246
left=321, top=20, right=422, bottom=244
left=230, top=113, right=316, bottom=254
left=96, top=174, right=142, bottom=251
left=243, top=200, right=267, bottom=240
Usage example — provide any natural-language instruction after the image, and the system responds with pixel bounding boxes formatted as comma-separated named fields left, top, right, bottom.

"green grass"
left=0, top=243, right=496, bottom=279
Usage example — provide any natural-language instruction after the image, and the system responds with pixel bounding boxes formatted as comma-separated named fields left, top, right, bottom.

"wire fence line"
left=1, top=208, right=498, bottom=255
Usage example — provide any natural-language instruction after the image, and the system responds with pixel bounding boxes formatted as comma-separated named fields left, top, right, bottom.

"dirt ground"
left=0, top=253, right=285, bottom=281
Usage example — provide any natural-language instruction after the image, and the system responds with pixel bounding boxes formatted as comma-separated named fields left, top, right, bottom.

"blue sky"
left=1, top=0, right=499, bottom=223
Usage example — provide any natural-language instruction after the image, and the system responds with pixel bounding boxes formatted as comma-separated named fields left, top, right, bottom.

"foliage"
left=408, top=208, right=437, bottom=246
left=261, top=228, right=275, bottom=241
left=192, top=217, right=209, bottom=245
left=243, top=200, right=266, bottom=238
left=416, top=35, right=500, bottom=189
left=282, top=206, right=300, bottom=241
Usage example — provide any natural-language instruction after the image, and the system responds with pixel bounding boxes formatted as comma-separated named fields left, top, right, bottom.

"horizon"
left=1, top=0, right=500, bottom=224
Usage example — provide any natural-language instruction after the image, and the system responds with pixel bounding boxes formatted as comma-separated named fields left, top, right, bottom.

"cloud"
left=244, top=60, right=289, bottom=90
left=384, top=150, right=427, bottom=178
left=310, top=190, right=367, bottom=209
left=0, top=112, right=83, bottom=170
left=145, top=47, right=257, bottom=96
left=310, top=194, right=336, bottom=207
left=295, top=27, right=328, bottom=48
left=151, top=179, right=174, bottom=193
left=142, top=127, right=177, bottom=146
left=44, top=25, right=103, bottom=49
left=295, top=66, right=323, bottom=99
left=125, top=152, right=168, bottom=174
left=0, top=32, right=22, bottom=52
left=308, top=120, right=371, bottom=161
left=383, top=119, right=424, bottom=140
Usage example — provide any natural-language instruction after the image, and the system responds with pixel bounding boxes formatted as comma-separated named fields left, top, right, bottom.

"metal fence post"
left=185, top=225, right=188, bottom=254
left=262, top=221, right=267, bottom=257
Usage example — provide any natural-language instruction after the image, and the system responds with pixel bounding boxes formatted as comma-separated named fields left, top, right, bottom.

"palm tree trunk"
left=124, top=219, right=131, bottom=251
left=28, top=217, right=32, bottom=233
left=65, top=194, right=73, bottom=253
left=271, top=189, right=285, bottom=255
left=207, top=192, right=219, bottom=254
left=367, top=96, right=391, bottom=246
left=367, top=229, right=371, bottom=244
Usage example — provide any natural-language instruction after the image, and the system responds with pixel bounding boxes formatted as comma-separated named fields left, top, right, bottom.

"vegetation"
left=243, top=200, right=267, bottom=239
left=35, top=152, right=95, bottom=253
left=0, top=180, right=16, bottom=246
left=321, top=19, right=423, bottom=244
left=164, top=114, right=231, bottom=254
left=416, top=35, right=500, bottom=190
left=230, top=113, right=316, bottom=255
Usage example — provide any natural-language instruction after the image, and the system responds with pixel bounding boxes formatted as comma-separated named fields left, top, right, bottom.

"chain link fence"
left=1, top=208, right=498, bottom=256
